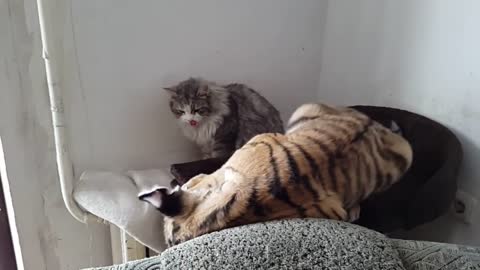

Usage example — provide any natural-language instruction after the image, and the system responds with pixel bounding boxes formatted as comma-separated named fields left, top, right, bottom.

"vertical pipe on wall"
left=36, top=0, right=89, bottom=223
left=36, top=1, right=143, bottom=261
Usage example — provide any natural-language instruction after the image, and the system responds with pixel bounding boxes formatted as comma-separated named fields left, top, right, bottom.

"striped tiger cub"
left=139, top=103, right=413, bottom=247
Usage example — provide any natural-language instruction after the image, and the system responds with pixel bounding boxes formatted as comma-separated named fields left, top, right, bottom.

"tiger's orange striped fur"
left=139, top=103, right=413, bottom=247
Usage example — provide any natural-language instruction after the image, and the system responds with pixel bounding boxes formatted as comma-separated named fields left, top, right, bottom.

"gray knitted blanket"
left=85, top=219, right=480, bottom=270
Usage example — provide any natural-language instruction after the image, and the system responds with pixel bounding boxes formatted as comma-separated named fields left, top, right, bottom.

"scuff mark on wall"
left=38, top=221, right=61, bottom=270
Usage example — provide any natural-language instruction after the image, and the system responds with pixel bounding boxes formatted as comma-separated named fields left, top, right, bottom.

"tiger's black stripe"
left=313, top=118, right=372, bottom=146
left=287, top=116, right=320, bottom=130
left=310, top=127, right=342, bottom=145
left=270, top=137, right=301, bottom=185
left=379, top=137, right=410, bottom=172
left=222, top=193, right=238, bottom=216
left=313, top=204, right=329, bottom=218
left=302, top=135, right=339, bottom=194
left=313, top=126, right=351, bottom=146
left=331, top=207, right=344, bottom=221
left=371, top=133, right=393, bottom=191
left=353, top=147, right=366, bottom=201
left=351, top=119, right=373, bottom=143
left=173, top=234, right=192, bottom=246
left=339, top=159, right=353, bottom=207
left=364, top=135, right=383, bottom=192
left=198, top=194, right=237, bottom=231
left=198, top=210, right=222, bottom=233
left=321, top=115, right=368, bottom=133
left=242, top=141, right=268, bottom=149
left=224, top=166, right=246, bottom=176
left=263, top=141, right=307, bottom=217
left=243, top=136, right=281, bottom=149
left=359, top=142, right=373, bottom=200
left=311, top=128, right=342, bottom=192
left=247, top=177, right=266, bottom=217
left=290, top=142, right=323, bottom=200
left=169, top=222, right=181, bottom=247
left=372, top=134, right=398, bottom=190
left=384, top=149, right=409, bottom=173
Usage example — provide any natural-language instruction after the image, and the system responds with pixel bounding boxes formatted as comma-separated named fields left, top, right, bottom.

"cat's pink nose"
left=189, top=120, right=198, bottom=126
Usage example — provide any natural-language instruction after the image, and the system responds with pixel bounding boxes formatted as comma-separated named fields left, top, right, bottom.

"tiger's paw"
left=182, top=174, right=207, bottom=191
left=317, top=196, right=349, bottom=221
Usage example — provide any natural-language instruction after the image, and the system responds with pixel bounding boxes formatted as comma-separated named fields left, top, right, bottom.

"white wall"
left=65, top=0, right=329, bottom=176
left=318, top=0, right=480, bottom=245
left=1, top=0, right=329, bottom=269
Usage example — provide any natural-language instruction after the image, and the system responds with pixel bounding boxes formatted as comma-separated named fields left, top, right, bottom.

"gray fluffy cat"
left=164, top=78, right=284, bottom=158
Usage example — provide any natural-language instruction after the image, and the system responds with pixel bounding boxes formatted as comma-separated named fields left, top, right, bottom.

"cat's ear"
left=138, top=186, right=183, bottom=217
left=163, top=87, right=177, bottom=95
left=196, top=85, right=209, bottom=97
left=139, top=187, right=167, bottom=208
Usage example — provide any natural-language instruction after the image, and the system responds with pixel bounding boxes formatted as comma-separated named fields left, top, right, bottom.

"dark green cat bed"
left=170, top=106, right=463, bottom=233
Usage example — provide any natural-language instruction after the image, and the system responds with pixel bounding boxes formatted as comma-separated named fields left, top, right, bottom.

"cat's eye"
left=194, top=108, right=209, bottom=115
left=175, top=110, right=185, bottom=115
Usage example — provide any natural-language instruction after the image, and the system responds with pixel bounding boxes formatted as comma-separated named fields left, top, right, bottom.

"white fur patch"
left=177, top=88, right=230, bottom=155
left=224, top=168, right=242, bottom=184
left=224, top=168, right=235, bottom=181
